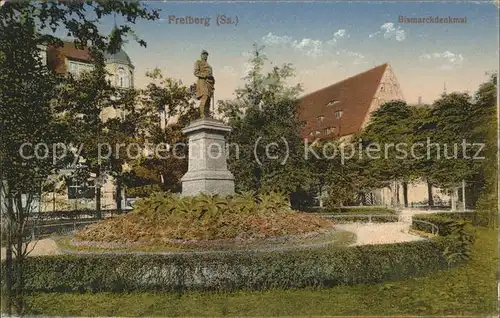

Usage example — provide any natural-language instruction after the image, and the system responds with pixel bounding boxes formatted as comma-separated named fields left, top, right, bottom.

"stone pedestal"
left=181, top=118, right=235, bottom=196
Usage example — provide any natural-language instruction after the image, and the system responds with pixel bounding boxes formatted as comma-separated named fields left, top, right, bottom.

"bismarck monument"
left=181, top=50, right=235, bottom=196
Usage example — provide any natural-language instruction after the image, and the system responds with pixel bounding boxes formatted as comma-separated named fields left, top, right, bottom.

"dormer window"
left=327, top=100, right=340, bottom=107
left=325, top=127, right=336, bottom=135
left=315, top=130, right=321, bottom=136
left=309, top=131, right=314, bottom=137
left=317, top=116, right=325, bottom=123
left=335, top=110, right=343, bottom=119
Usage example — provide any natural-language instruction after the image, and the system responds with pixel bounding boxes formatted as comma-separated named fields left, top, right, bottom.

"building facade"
left=38, top=41, right=135, bottom=211
left=297, top=63, right=451, bottom=207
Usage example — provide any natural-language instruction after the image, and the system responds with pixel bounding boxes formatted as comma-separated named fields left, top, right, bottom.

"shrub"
left=74, top=191, right=333, bottom=244
left=411, top=213, right=475, bottom=265
left=1, top=237, right=457, bottom=293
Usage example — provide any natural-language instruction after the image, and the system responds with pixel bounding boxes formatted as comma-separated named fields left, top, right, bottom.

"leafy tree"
left=122, top=68, right=198, bottom=195
left=218, top=45, right=310, bottom=199
left=0, top=1, right=159, bottom=315
left=473, top=73, right=497, bottom=225
left=358, top=100, right=415, bottom=207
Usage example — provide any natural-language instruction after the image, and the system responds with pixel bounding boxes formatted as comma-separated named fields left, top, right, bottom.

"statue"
left=194, top=50, right=215, bottom=118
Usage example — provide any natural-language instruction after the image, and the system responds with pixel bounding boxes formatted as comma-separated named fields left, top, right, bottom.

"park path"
left=0, top=238, right=61, bottom=260
left=335, top=208, right=438, bottom=246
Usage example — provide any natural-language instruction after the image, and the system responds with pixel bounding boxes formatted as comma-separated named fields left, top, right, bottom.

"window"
left=67, top=179, right=95, bottom=199
left=315, top=130, right=321, bottom=136
left=335, top=110, right=343, bottom=119
left=317, top=115, right=325, bottom=123
left=380, top=84, right=384, bottom=91
left=309, top=131, right=314, bottom=137
left=118, top=67, right=130, bottom=88
left=327, top=100, right=340, bottom=107
left=325, top=127, right=336, bottom=135
left=68, top=60, right=93, bottom=77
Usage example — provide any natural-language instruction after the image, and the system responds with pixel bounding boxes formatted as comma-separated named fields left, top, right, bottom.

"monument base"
left=181, top=170, right=235, bottom=197
left=180, top=118, right=235, bottom=197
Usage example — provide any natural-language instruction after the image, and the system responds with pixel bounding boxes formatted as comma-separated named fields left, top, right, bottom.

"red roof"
left=46, top=41, right=92, bottom=74
left=297, top=63, right=389, bottom=139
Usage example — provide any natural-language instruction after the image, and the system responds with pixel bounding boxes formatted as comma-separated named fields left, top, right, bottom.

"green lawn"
left=23, top=228, right=497, bottom=316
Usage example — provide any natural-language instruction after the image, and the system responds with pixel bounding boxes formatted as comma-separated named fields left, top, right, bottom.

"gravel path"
left=0, top=238, right=61, bottom=260
left=335, top=222, right=424, bottom=246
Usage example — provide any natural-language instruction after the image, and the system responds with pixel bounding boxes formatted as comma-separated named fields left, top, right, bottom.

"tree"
left=0, top=1, right=159, bottom=315
left=472, top=73, right=497, bottom=225
left=358, top=100, right=415, bottom=207
left=121, top=68, right=198, bottom=195
left=427, top=93, right=475, bottom=210
left=218, top=45, right=310, bottom=198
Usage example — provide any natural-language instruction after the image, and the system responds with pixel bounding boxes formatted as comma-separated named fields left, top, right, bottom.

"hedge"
left=1, top=236, right=462, bottom=293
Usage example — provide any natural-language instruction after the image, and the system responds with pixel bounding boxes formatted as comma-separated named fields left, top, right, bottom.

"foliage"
left=3, top=236, right=459, bottom=294
left=75, top=191, right=332, bottom=243
left=411, top=213, right=475, bottom=265
left=19, top=228, right=497, bottom=316
left=218, top=45, right=310, bottom=197
left=0, top=1, right=159, bottom=315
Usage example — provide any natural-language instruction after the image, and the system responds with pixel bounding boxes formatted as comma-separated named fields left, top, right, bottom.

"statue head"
left=201, top=50, right=208, bottom=61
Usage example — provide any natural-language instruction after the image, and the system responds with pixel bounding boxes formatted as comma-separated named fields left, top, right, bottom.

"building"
left=37, top=41, right=135, bottom=211
left=297, top=63, right=451, bottom=207
left=298, top=63, right=404, bottom=140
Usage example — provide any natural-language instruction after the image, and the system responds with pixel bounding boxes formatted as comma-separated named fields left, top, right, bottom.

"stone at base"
left=180, top=118, right=235, bottom=197
left=181, top=170, right=235, bottom=197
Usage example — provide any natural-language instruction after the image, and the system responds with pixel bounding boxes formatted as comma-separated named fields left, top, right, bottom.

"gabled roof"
left=298, top=63, right=389, bottom=138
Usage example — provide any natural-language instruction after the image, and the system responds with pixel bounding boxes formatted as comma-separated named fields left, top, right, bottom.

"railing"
left=318, top=213, right=440, bottom=235
left=317, top=213, right=399, bottom=223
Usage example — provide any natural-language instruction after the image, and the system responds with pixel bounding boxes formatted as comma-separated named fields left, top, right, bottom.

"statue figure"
left=194, top=50, right=215, bottom=118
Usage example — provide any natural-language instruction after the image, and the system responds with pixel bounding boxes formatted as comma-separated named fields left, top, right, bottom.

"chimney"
left=418, top=96, right=422, bottom=106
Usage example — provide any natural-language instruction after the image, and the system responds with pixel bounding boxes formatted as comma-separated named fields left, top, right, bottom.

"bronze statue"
left=194, top=50, right=215, bottom=118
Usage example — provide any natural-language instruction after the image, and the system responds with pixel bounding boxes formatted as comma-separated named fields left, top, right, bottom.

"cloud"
left=260, top=29, right=349, bottom=58
left=291, top=38, right=323, bottom=57
left=370, top=22, right=406, bottom=41
left=261, top=32, right=292, bottom=45
left=327, top=29, right=349, bottom=44
left=419, top=51, right=464, bottom=69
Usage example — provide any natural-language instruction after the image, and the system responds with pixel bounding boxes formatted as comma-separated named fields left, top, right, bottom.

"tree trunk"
left=402, top=182, right=408, bottom=208
left=450, top=188, right=457, bottom=211
left=391, top=180, right=399, bottom=208
left=14, top=193, right=25, bottom=316
left=5, top=193, right=13, bottom=316
left=116, top=177, right=122, bottom=212
left=96, top=167, right=102, bottom=219
left=427, top=181, right=434, bottom=207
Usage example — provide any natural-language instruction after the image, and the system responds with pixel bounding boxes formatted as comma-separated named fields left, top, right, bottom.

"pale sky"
left=98, top=1, right=497, bottom=105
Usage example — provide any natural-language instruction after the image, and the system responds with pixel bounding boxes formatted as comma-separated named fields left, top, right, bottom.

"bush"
left=411, top=213, right=475, bottom=265
left=2, top=237, right=458, bottom=293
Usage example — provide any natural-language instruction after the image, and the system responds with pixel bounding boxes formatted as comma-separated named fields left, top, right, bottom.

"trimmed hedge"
left=1, top=237, right=460, bottom=293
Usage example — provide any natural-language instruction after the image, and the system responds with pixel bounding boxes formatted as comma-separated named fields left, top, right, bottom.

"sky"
left=97, top=1, right=498, bottom=105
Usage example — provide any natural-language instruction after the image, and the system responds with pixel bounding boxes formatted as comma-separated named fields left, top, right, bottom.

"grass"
left=22, top=227, right=497, bottom=316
